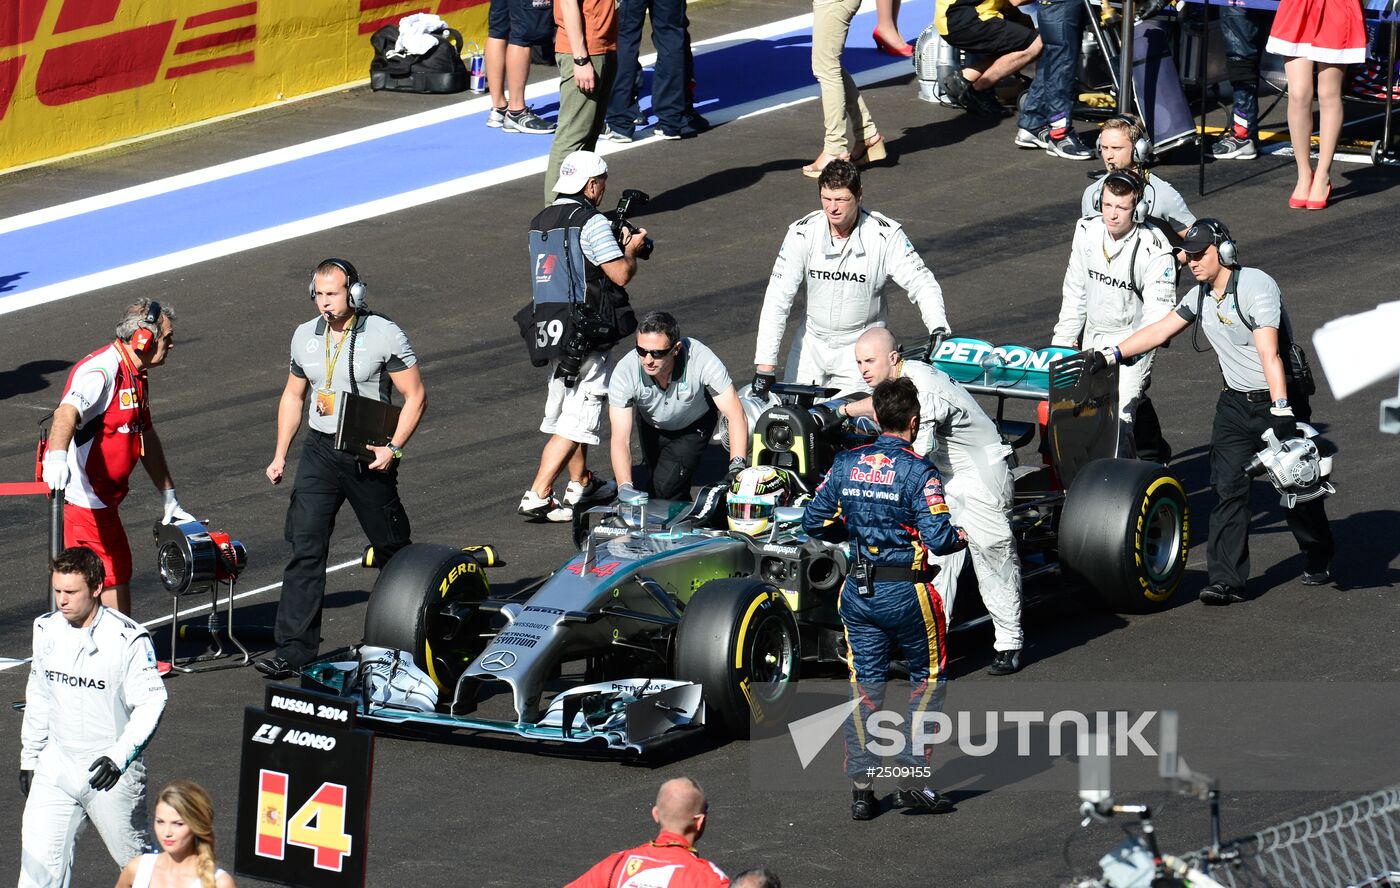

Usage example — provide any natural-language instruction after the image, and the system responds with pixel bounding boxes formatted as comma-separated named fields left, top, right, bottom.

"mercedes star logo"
left=479, top=649, right=517, bottom=671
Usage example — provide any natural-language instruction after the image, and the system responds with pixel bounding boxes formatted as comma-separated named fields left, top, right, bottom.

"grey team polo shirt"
left=289, top=312, right=417, bottom=434
left=608, top=338, right=732, bottom=430
left=1174, top=267, right=1285, bottom=394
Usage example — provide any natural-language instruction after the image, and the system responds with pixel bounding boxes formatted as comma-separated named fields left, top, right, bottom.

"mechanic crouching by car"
left=1087, top=219, right=1334, bottom=605
left=1054, top=170, right=1178, bottom=463
left=802, top=378, right=968, bottom=821
left=517, top=149, right=648, bottom=522
left=751, top=160, right=950, bottom=397
left=845, top=328, right=1024, bottom=675
left=608, top=311, right=749, bottom=500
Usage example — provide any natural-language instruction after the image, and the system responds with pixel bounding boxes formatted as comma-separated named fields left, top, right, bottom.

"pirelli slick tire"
left=674, top=579, right=799, bottom=740
left=1059, top=458, right=1189, bottom=613
left=363, top=543, right=491, bottom=693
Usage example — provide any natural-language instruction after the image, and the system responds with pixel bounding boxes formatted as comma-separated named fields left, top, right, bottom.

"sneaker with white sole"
left=598, top=128, right=633, bottom=143
left=1014, top=125, right=1050, bottom=149
left=1045, top=129, right=1094, bottom=160
left=563, top=472, right=614, bottom=507
left=1211, top=133, right=1257, bottom=160
left=503, top=107, right=556, bottom=134
left=486, top=106, right=507, bottom=128
left=519, top=489, right=566, bottom=521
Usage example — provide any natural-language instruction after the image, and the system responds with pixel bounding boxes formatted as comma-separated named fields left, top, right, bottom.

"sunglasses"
left=635, top=345, right=676, bottom=359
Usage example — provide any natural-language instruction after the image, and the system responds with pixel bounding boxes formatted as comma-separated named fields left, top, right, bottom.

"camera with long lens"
left=610, top=189, right=654, bottom=260
left=554, top=304, right=616, bottom=388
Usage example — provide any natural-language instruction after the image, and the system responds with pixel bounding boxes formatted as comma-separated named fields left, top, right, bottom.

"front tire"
left=673, top=579, right=799, bottom=739
left=363, top=544, right=492, bottom=693
left=1059, top=458, right=1189, bottom=613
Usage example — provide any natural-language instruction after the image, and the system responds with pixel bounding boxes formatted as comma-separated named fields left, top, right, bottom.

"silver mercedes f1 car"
left=301, top=340, right=1190, bottom=753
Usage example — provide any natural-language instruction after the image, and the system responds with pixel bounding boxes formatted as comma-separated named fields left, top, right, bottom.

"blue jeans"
left=1218, top=4, right=1267, bottom=136
left=605, top=0, right=690, bottom=135
left=1018, top=0, right=1082, bottom=132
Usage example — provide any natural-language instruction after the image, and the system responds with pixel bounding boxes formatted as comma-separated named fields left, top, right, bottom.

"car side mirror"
left=773, top=506, right=804, bottom=525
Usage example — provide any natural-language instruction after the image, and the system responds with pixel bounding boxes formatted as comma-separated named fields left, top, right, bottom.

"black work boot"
left=894, top=786, right=956, bottom=814
left=1199, top=583, right=1246, bottom=605
left=987, top=649, right=1021, bottom=676
left=851, top=785, right=878, bottom=821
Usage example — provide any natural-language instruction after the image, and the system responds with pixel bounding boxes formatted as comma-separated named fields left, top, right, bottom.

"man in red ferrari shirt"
left=566, top=777, right=729, bottom=888
left=41, top=300, right=195, bottom=616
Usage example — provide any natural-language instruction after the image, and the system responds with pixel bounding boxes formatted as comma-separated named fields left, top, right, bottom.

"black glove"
left=19, top=769, right=32, bottom=797
left=750, top=372, right=776, bottom=402
left=810, top=404, right=842, bottom=435
left=1084, top=349, right=1108, bottom=375
left=1270, top=409, right=1302, bottom=440
left=726, top=456, right=748, bottom=483
left=1136, top=0, right=1168, bottom=21
left=87, top=756, right=122, bottom=792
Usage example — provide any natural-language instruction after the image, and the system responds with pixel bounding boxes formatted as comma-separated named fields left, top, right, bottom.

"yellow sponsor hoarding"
left=0, top=0, right=489, bottom=172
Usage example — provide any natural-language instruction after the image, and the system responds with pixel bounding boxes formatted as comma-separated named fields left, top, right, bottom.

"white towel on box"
left=396, top=13, right=448, bottom=56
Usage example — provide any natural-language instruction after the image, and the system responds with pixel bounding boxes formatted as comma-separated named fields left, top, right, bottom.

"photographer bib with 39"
left=515, top=197, right=639, bottom=387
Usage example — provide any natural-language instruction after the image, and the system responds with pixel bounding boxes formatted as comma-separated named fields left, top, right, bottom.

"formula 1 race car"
left=301, top=339, right=1189, bottom=753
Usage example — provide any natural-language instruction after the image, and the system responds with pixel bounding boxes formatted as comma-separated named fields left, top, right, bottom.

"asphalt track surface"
left=1, top=0, right=1398, bottom=884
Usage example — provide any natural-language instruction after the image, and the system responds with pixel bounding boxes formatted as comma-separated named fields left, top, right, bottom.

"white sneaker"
left=563, top=473, right=615, bottom=507
left=519, top=489, right=563, bottom=521
left=486, top=106, right=506, bottom=128
left=1014, top=125, right=1049, bottom=149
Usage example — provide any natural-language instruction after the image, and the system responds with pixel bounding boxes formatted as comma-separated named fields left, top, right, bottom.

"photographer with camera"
left=517, top=150, right=650, bottom=522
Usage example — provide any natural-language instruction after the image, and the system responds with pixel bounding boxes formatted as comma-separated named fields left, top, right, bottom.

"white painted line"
left=0, top=6, right=833, bottom=235
left=0, top=21, right=909, bottom=315
left=0, top=557, right=362, bottom=673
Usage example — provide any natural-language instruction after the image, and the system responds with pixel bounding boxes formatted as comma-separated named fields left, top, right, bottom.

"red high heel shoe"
left=873, top=29, right=913, bottom=58
left=1305, top=182, right=1332, bottom=210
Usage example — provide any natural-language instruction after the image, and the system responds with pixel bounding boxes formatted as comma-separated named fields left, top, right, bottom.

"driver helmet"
left=727, top=466, right=792, bottom=535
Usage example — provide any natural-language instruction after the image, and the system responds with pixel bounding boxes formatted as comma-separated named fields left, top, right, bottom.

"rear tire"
left=1059, top=458, right=1189, bottom=613
left=363, top=544, right=492, bottom=693
left=673, top=579, right=799, bottom=739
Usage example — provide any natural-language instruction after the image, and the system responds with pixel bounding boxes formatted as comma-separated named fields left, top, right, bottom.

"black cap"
left=1179, top=220, right=1224, bottom=254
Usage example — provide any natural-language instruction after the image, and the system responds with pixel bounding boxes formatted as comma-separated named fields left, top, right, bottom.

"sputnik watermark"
left=788, top=702, right=1158, bottom=767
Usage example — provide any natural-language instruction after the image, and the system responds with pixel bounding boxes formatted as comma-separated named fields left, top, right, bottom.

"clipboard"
left=334, top=392, right=401, bottom=458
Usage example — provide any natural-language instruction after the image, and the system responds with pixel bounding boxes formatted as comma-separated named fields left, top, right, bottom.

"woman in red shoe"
left=1267, top=0, right=1366, bottom=209
left=806, top=0, right=888, bottom=176
left=874, top=0, right=913, bottom=55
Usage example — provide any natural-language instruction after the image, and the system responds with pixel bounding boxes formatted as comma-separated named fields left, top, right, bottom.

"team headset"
left=308, top=258, right=367, bottom=313
left=1096, top=114, right=1153, bottom=166
left=127, top=300, right=163, bottom=354
left=1095, top=169, right=1149, bottom=224
left=1187, top=218, right=1239, bottom=267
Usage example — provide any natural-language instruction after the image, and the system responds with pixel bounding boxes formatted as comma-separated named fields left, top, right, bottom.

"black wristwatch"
left=573, top=55, right=592, bottom=66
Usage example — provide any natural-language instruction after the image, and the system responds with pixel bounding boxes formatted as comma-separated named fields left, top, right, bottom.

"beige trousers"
left=812, top=0, right=878, bottom=155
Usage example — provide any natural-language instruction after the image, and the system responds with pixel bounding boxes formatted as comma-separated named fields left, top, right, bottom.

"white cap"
left=551, top=150, right=608, bottom=195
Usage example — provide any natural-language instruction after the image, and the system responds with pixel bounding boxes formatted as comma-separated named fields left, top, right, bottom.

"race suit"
left=755, top=208, right=950, bottom=394
left=802, top=435, right=967, bottom=778
left=899, top=359, right=1022, bottom=652
left=1081, top=171, right=1197, bottom=235
left=565, top=830, right=729, bottom=887
left=1052, top=216, right=1177, bottom=448
left=20, top=606, right=167, bottom=888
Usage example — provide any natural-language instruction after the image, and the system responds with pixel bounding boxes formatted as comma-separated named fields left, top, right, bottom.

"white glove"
left=161, top=488, right=195, bottom=525
left=42, top=450, right=70, bottom=492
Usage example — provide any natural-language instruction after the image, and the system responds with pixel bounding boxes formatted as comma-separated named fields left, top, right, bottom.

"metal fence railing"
left=1186, top=786, right=1400, bottom=888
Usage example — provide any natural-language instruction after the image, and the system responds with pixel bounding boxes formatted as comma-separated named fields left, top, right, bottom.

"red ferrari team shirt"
left=565, top=832, right=729, bottom=888
left=57, top=343, right=150, bottom=509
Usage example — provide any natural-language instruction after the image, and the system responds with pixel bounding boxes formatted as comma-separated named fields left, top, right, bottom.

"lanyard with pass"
left=316, top=328, right=349, bottom=417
